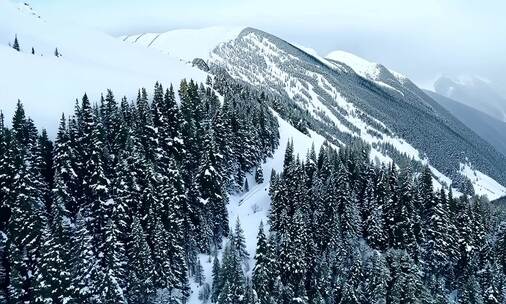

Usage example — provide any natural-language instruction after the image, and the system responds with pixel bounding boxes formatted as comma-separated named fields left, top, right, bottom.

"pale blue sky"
left=28, top=0, right=506, bottom=90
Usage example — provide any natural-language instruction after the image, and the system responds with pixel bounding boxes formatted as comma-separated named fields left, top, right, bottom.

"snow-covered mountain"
left=124, top=27, right=506, bottom=200
left=2, top=0, right=506, bottom=199
left=434, top=75, right=506, bottom=122
left=2, top=0, right=505, bottom=201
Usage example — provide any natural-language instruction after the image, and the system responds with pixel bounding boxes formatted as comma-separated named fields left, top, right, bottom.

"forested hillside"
left=1, top=74, right=505, bottom=303
left=0, top=77, right=279, bottom=303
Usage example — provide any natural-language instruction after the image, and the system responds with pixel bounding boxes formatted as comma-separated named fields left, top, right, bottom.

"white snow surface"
left=326, top=50, right=408, bottom=84
left=326, top=50, right=382, bottom=80
left=459, top=163, right=506, bottom=200
left=0, top=0, right=207, bottom=134
left=121, top=26, right=244, bottom=62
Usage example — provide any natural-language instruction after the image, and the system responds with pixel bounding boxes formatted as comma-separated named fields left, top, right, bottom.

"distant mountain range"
left=434, top=75, right=506, bottom=122
left=427, top=90, right=506, bottom=158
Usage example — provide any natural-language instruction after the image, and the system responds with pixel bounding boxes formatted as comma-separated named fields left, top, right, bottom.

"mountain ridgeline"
left=208, top=28, right=506, bottom=194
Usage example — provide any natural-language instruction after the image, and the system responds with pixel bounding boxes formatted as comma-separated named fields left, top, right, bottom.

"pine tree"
left=7, top=138, right=46, bottom=303
left=103, top=218, right=127, bottom=289
left=211, top=255, right=223, bottom=303
left=195, top=259, right=205, bottom=286
left=78, top=93, right=111, bottom=257
left=255, top=166, right=264, bottom=184
left=387, top=249, right=426, bottom=304
left=164, top=84, right=185, bottom=160
left=198, top=129, right=228, bottom=246
left=363, top=177, right=387, bottom=250
left=217, top=244, right=246, bottom=304
left=152, top=216, right=174, bottom=290
left=244, top=178, right=250, bottom=192
left=361, top=250, right=390, bottom=304
left=334, top=165, right=361, bottom=243
left=233, top=218, right=249, bottom=263
left=70, top=214, right=105, bottom=303
left=127, top=216, right=155, bottom=304
left=279, top=209, right=307, bottom=284
left=496, top=222, right=506, bottom=274
left=12, top=35, right=20, bottom=51
left=253, top=222, right=272, bottom=304
left=422, top=171, right=451, bottom=276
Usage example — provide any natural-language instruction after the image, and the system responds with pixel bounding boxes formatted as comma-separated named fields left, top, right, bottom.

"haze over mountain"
left=427, top=90, right=506, bottom=158
left=434, top=75, right=506, bottom=122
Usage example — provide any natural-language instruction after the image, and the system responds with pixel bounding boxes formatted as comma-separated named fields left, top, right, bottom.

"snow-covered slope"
left=121, top=27, right=244, bottom=62
left=326, top=50, right=408, bottom=96
left=326, top=50, right=404, bottom=82
left=188, top=110, right=330, bottom=303
left=0, top=1, right=207, bottom=133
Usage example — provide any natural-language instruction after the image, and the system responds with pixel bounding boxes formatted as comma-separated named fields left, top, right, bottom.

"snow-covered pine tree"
left=386, top=249, right=426, bottom=304
left=163, top=84, right=185, bottom=160
left=77, top=93, right=111, bottom=258
left=253, top=222, right=273, bottom=304
left=279, top=209, right=307, bottom=285
left=255, top=165, right=264, bottom=184
left=70, top=213, right=105, bottom=303
left=127, top=216, right=155, bottom=304
left=361, top=250, right=390, bottom=304
left=334, top=163, right=361, bottom=244
left=217, top=243, right=246, bottom=304
left=195, top=259, right=205, bottom=286
left=151, top=216, right=174, bottom=290
left=421, top=167, right=451, bottom=277
left=211, top=255, right=223, bottom=303
left=197, top=128, right=229, bottom=247
left=103, top=218, right=127, bottom=290
left=7, top=133, right=46, bottom=303
left=362, top=176, right=387, bottom=250
left=233, top=218, right=249, bottom=263
left=212, top=109, right=233, bottom=189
